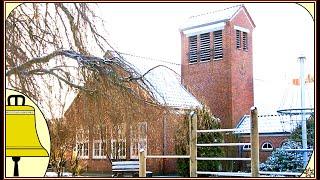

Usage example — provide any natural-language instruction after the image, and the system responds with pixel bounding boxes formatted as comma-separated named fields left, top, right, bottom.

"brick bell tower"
left=180, top=5, right=255, bottom=129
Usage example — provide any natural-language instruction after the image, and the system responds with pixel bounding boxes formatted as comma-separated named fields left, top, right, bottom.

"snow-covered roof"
left=235, top=114, right=301, bottom=135
left=115, top=52, right=202, bottom=109
left=180, top=4, right=243, bottom=31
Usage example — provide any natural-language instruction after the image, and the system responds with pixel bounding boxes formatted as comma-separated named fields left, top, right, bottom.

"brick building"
left=64, top=4, right=312, bottom=174
left=180, top=4, right=255, bottom=129
left=235, top=114, right=294, bottom=163
left=178, top=4, right=304, bottom=170
left=65, top=52, right=201, bottom=174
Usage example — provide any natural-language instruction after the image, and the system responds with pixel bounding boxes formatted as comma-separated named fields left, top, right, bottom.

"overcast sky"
left=96, top=3, right=314, bottom=114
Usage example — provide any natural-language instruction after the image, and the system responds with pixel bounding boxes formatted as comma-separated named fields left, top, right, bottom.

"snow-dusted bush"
left=260, top=140, right=308, bottom=172
left=260, top=116, right=314, bottom=173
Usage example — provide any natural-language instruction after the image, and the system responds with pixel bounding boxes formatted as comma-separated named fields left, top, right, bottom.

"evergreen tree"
left=175, top=107, right=224, bottom=177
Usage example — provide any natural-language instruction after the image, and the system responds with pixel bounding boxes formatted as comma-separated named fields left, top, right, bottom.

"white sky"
left=96, top=3, right=315, bottom=114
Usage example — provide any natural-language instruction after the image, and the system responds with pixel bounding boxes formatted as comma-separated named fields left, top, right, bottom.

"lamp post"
left=297, top=55, right=308, bottom=167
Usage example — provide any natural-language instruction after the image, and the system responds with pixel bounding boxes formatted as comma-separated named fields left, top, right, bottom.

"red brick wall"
left=229, top=9, right=254, bottom=128
left=65, top=91, right=183, bottom=174
left=181, top=30, right=233, bottom=128
left=239, top=135, right=289, bottom=162
left=181, top=7, right=254, bottom=129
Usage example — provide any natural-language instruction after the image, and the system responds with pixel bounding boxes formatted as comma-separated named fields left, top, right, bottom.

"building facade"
left=235, top=114, right=295, bottom=165
left=180, top=5, right=255, bottom=129
left=65, top=52, right=201, bottom=174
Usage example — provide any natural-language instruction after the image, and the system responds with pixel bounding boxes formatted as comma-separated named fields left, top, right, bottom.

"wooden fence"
left=139, top=107, right=302, bottom=177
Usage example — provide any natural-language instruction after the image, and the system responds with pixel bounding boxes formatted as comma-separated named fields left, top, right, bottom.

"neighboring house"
left=234, top=80, right=315, bottom=168
left=235, top=114, right=295, bottom=162
left=65, top=51, right=201, bottom=173
left=234, top=113, right=313, bottom=170
left=180, top=4, right=255, bottom=129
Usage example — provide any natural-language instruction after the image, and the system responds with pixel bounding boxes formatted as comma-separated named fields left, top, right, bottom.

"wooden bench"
left=112, top=161, right=152, bottom=177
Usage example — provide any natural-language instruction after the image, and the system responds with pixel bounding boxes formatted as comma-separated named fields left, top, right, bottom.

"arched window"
left=243, top=144, right=251, bottom=151
left=261, top=142, right=273, bottom=151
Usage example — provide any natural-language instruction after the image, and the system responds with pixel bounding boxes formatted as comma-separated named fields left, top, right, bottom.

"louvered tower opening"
left=213, top=30, right=223, bottom=59
left=243, top=32, right=248, bottom=50
left=200, top=33, right=211, bottom=61
left=236, top=30, right=241, bottom=49
left=189, top=35, right=197, bottom=63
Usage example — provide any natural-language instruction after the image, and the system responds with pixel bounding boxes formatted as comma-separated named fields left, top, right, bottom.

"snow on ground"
left=45, top=172, right=73, bottom=177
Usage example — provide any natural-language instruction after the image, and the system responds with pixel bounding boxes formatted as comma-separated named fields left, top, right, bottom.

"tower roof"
left=180, top=4, right=255, bottom=31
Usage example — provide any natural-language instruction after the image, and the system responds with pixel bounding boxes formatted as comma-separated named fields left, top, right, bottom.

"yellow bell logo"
left=6, top=95, right=49, bottom=157
left=5, top=90, right=50, bottom=177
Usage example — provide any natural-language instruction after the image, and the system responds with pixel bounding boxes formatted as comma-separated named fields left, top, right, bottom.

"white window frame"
left=234, top=25, right=250, bottom=33
left=261, top=142, right=273, bottom=151
left=92, top=140, right=107, bottom=159
left=130, top=126, right=139, bottom=159
left=75, top=129, right=89, bottom=159
left=110, top=124, right=126, bottom=160
left=130, top=122, right=148, bottom=159
left=92, top=125, right=107, bottom=159
left=111, top=139, right=126, bottom=160
left=243, top=144, right=251, bottom=151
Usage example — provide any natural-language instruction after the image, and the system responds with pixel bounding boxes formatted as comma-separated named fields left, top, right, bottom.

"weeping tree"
left=175, top=107, right=224, bottom=177
left=5, top=3, right=167, bottom=176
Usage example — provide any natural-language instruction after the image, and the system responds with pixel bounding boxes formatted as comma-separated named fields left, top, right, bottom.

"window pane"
left=84, top=143, right=89, bottom=156
left=111, top=140, right=116, bottom=159
left=94, top=143, right=100, bottom=156
left=101, top=142, right=106, bottom=156
left=130, top=126, right=139, bottom=159
left=262, top=142, right=272, bottom=150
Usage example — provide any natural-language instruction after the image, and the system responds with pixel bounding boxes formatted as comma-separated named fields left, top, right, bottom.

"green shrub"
left=175, top=107, right=224, bottom=177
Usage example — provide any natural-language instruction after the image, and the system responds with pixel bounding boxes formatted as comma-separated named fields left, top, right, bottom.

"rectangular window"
left=92, top=125, right=107, bottom=159
left=200, top=33, right=211, bottom=61
left=188, top=35, right=198, bottom=63
left=93, top=141, right=106, bottom=159
left=130, top=122, right=147, bottom=159
left=213, top=30, right=223, bottom=59
left=111, top=139, right=126, bottom=160
left=243, top=32, right=248, bottom=50
left=111, top=124, right=126, bottom=160
left=236, top=30, right=241, bottom=49
left=76, top=129, right=89, bottom=159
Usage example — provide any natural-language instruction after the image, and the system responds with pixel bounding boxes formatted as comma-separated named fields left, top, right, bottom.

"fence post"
left=250, top=107, right=259, bottom=177
left=139, top=149, right=146, bottom=177
left=189, top=111, right=197, bottom=177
